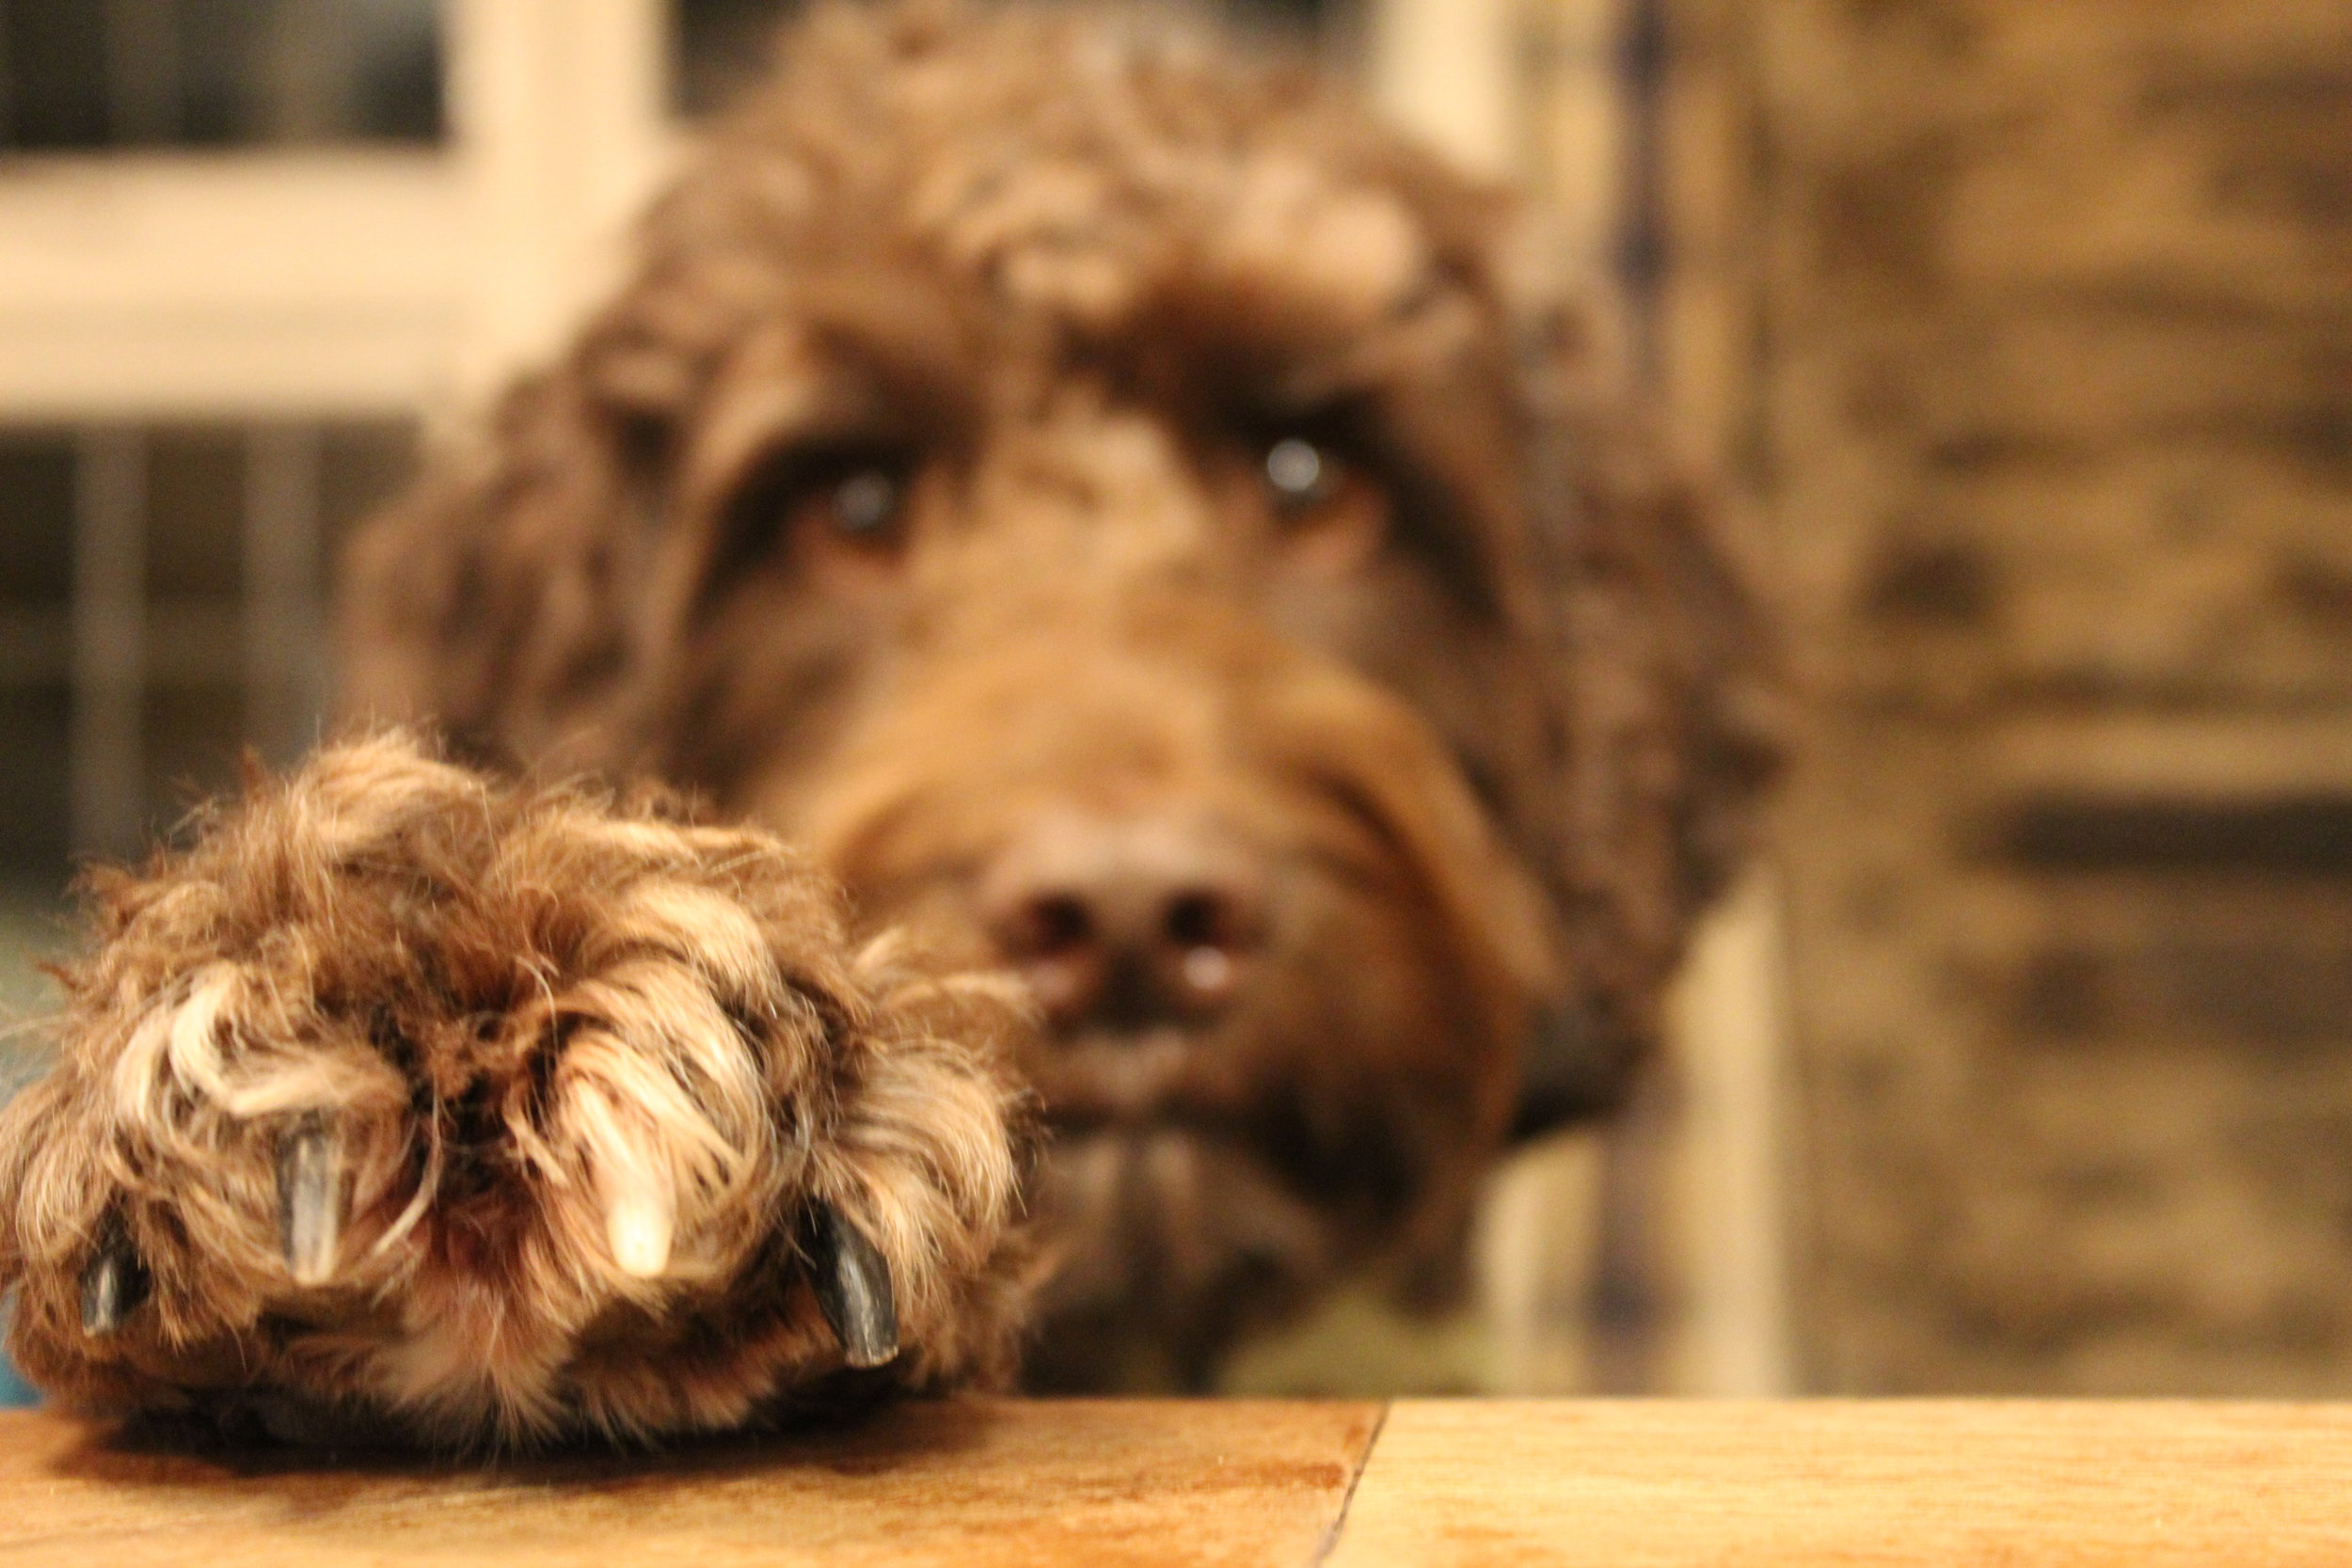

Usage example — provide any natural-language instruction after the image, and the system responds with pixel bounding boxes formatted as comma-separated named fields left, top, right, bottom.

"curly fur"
left=1, top=0, right=1774, bottom=1433
left=0, top=736, right=1032, bottom=1447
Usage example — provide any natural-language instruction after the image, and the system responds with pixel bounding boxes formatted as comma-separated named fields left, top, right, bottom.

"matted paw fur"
left=0, top=735, right=1035, bottom=1448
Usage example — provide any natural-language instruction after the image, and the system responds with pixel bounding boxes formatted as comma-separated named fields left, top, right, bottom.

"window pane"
left=0, top=436, right=74, bottom=609
left=0, top=0, right=444, bottom=150
left=146, top=427, right=245, bottom=602
left=3, top=4, right=110, bottom=149
left=0, top=686, right=71, bottom=892
left=144, top=680, right=245, bottom=842
left=0, top=419, right=416, bottom=885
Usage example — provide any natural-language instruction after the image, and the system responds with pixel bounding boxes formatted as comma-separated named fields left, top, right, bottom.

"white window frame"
left=0, top=0, right=675, bottom=423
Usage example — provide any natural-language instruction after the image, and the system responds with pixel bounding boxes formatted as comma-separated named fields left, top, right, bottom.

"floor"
left=4, top=1399, right=2347, bottom=1565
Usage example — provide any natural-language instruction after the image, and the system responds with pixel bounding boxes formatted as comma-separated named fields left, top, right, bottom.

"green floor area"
left=0, top=880, right=71, bottom=1087
left=0, top=881, right=71, bottom=1407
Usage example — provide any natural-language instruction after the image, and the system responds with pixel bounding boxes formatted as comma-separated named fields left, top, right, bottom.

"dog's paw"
left=0, top=736, right=1034, bottom=1448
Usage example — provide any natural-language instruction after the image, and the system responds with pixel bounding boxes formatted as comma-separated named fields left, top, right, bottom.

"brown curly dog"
left=0, top=1, right=1773, bottom=1445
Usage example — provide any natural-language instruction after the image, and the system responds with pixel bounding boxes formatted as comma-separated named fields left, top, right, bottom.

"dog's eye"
left=713, top=447, right=918, bottom=595
left=1257, top=433, right=1389, bottom=572
left=805, top=465, right=907, bottom=547
left=1263, top=436, right=1336, bottom=510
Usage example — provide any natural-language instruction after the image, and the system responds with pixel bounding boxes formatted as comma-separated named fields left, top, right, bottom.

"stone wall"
left=1670, top=0, right=2352, bottom=1390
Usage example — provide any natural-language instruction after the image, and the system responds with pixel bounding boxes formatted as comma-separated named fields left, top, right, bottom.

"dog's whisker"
left=809, top=1199, right=898, bottom=1369
left=79, top=1226, right=148, bottom=1337
left=277, top=1113, right=343, bottom=1286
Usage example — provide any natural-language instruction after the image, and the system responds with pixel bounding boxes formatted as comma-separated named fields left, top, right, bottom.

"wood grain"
left=10, top=1399, right=2352, bottom=1565
left=0, top=1399, right=1380, bottom=1567
left=1327, top=1400, right=2352, bottom=1567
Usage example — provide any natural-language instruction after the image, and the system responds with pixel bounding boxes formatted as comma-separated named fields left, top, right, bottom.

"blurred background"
left=0, top=0, right=2346, bottom=1402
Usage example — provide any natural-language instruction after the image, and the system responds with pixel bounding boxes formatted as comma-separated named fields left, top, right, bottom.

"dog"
left=0, top=1, right=1774, bottom=1444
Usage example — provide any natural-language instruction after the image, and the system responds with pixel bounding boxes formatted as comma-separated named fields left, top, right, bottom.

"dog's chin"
left=1012, top=998, right=1458, bottom=1391
left=1020, top=1118, right=1335, bottom=1391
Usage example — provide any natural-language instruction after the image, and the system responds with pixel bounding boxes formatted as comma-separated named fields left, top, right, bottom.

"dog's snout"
left=983, top=813, right=1264, bottom=1031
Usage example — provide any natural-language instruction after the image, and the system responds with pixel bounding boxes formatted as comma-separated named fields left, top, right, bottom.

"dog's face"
left=342, top=5, right=1774, bottom=1387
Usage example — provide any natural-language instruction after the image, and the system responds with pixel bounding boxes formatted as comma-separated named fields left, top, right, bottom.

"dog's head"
left=342, top=2, right=1776, bottom=1385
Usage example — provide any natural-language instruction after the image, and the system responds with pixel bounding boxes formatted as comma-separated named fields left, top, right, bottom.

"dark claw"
left=80, top=1227, right=149, bottom=1337
left=809, top=1200, right=898, bottom=1369
left=276, top=1114, right=342, bottom=1285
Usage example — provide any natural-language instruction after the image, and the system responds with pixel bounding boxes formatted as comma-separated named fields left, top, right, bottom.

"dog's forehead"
left=908, top=141, right=1436, bottom=333
left=709, top=9, right=1472, bottom=349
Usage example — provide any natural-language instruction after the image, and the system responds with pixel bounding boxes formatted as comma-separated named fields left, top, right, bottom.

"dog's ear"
left=336, top=329, right=685, bottom=769
left=1504, top=297, right=1783, bottom=1139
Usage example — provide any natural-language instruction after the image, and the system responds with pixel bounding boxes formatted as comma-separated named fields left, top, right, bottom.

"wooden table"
left=3, top=1399, right=2350, bottom=1565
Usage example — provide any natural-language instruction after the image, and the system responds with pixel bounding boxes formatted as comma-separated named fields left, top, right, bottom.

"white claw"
left=564, top=1071, right=687, bottom=1278
left=603, top=1183, right=676, bottom=1279
left=575, top=1089, right=677, bottom=1279
left=278, top=1115, right=343, bottom=1286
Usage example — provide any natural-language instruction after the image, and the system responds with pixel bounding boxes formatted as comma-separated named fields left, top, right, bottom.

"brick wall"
left=1672, top=0, right=2352, bottom=1389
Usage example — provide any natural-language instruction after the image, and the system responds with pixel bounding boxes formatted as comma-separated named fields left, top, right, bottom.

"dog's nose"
left=982, top=813, right=1265, bottom=1031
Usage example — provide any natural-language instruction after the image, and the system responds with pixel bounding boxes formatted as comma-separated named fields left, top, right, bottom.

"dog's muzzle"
left=981, top=809, right=1262, bottom=1051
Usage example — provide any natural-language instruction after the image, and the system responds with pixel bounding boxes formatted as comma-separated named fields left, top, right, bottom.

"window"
left=0, top=421, right=414, bottom=890
left=0, top=0, right=443, bottom=150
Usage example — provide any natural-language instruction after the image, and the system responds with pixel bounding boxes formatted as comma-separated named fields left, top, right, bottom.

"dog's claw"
left=80, top=1229, right=148, bottom=1337
left=602, top=1181, right=675, bottom=1279
left=810, top=1200, right=898, bottom=1369
left=277, top=1115, right=343, bottom=1285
